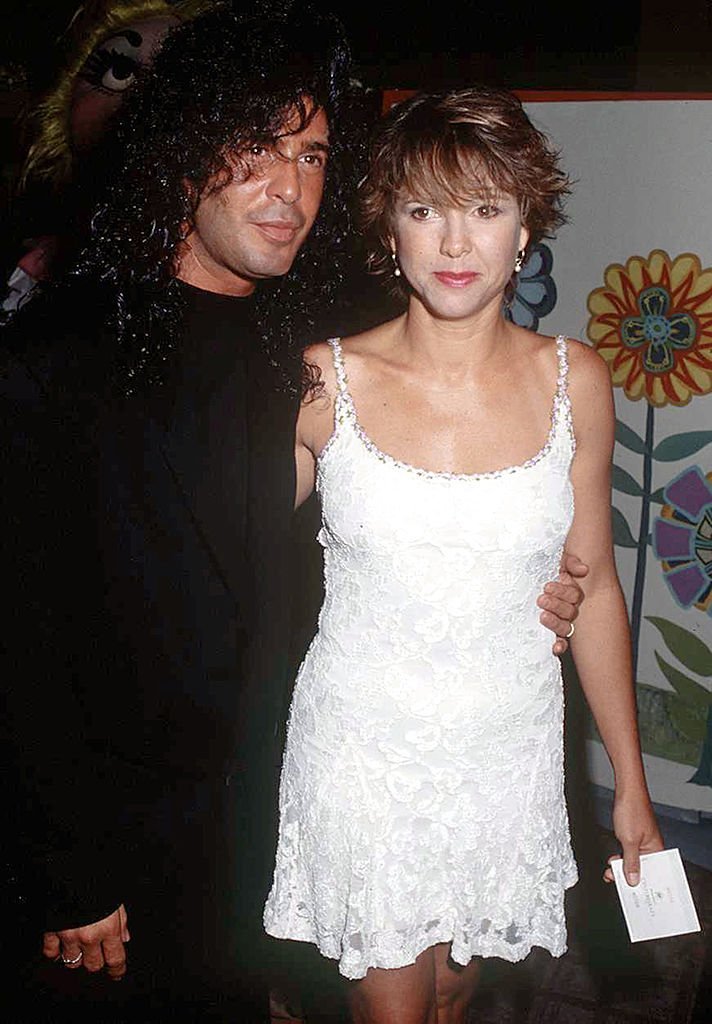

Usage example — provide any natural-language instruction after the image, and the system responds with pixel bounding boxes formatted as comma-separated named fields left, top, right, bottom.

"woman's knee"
left=434, top=950, right=481, bottom=1013
left=347, top=951, right=437, bottom=1024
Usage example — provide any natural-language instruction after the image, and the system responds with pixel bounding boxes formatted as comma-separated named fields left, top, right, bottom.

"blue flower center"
left=620, top=285, right=697, bottom=374
left=644, top=315, right=671, bottom=342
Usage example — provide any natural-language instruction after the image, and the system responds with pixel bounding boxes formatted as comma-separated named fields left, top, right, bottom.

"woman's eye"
left=410, top=206, right=434, bottom=220
left=475, top=204, right=499, bottom=218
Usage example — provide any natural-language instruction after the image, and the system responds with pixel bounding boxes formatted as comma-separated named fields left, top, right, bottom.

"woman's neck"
left=395, top=297, right=515, bottom=378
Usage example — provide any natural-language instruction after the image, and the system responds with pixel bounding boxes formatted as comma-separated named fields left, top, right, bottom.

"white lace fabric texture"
left=264, top=336, right=579, bottom=979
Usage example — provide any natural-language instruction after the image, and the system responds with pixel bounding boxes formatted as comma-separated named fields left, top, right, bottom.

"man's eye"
left=299, top=152, right=326, bottom=173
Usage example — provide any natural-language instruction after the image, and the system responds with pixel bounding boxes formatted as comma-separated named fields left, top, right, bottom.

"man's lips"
left=253, top=220, right=303, bottom=243
left=433, top=271, right=480, bottom=287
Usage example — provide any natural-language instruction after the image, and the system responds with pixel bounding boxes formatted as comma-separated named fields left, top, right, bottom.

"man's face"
left=179, top=106, right=330, bottom=296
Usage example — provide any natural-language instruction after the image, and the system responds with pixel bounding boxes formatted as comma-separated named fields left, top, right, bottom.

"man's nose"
left=266, top=155, right=302, bottom=205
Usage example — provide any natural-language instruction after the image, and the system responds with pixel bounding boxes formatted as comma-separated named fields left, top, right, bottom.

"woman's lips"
left=433, top=271, right=479, bottom=287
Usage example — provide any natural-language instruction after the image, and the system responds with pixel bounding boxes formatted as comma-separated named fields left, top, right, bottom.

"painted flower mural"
left=650, top=467, right=712, bottom=785
left=506, top=242, right=557, bottom=331
left=653, top=466, right=712, bottom=615
left=587, top=253, right=712, bottom=683
left=588, top=252, right=712, bottom=793
left=588, top=250, right=712, bottom=407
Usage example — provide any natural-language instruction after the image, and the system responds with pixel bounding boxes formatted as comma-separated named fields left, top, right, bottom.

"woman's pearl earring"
left=391, top=251, right=401, bottom=278
left=514, top=249, right=526, bottom=274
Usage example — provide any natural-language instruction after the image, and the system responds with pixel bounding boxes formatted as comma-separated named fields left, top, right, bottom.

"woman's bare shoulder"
left=565, top=336, right=611, bottom=391
left=520, top=331, right=609, bottom=385
left=301, top=322, right=397, bottom=390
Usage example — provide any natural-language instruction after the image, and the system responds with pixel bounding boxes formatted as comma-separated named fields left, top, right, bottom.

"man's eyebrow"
left=303, top=140, right=330, bottom=153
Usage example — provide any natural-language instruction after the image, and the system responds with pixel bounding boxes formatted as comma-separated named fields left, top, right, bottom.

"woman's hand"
left=604, top=790, right=665, bottom=886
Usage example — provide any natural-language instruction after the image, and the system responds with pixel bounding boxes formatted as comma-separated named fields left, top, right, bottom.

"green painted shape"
left=654, top=651, right=712, bottom=708
left=615, top=418, right=649, bottom=455
left=669, top=700, right=708, bottom=745
left=689, top=707, right=712, bottom=786
left=647, top=616, right=712, bottom=676
left=612, top=464, right=643, bottom=497
left=636, top=683, right=702, bottom=766
left=612, top=506, right=637, bottom=548
left=653, top=431, right=712, bottom=462
left=650, top=486, right=666, bottom=504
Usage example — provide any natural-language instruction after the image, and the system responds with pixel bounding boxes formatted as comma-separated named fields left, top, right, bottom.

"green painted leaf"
left=650, top=486, right=666, bottom=504
left=612, top=464, right=643, bottom=497
left=654, top=652, right=712, bottom=708
left=647, top=617, right=712, bottom=676
left=653, top=431, right=712, bottom=462
left=615, top=419, right=649, bottom=455
left=636, top=683, right=702, bottom=765
left=668, top=700, right=708, bottom=744
left=612, top=506, right=637, bottom=548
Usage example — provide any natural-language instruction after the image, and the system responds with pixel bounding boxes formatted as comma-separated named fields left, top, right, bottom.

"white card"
left=611, top=848, right=701, bottom=942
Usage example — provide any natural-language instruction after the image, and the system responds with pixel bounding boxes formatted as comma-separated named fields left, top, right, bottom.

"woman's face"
left=389, top=183, right=529, bottom=322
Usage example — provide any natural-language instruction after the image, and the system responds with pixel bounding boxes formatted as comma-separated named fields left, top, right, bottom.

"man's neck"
left=176, top=250, right=255, bottom=298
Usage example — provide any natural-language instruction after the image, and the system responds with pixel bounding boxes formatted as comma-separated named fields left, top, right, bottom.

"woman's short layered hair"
left=360, top=87, right=570, bottom=280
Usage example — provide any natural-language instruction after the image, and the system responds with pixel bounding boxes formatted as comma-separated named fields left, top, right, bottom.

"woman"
left=264, top=88, right=663, bottom=1023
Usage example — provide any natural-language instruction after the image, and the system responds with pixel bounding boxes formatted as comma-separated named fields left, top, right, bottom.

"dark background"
left=2, top=0, right=712, bottom=214
left=2, top=0, right=712, bottom=93
left=2, top=0, right=712, bottom=240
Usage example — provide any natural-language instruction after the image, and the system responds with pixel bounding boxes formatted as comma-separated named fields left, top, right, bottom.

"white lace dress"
left=264, top=336, right=579, bottom=979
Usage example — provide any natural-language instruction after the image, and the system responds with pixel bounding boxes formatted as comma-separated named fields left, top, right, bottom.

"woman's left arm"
left=565, top=342, right=664, bottom=886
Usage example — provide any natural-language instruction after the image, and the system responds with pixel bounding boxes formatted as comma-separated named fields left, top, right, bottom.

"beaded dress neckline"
left=318, top=335, right=573, bottom=482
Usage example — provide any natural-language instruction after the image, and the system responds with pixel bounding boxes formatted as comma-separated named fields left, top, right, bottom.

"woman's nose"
left=440, top=216, right=471, bottom=258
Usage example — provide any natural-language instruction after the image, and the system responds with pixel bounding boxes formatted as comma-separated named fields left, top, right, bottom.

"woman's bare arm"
left=566, top=342, right=663, bottom=884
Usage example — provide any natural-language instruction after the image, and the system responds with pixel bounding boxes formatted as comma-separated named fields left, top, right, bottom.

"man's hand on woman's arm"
left=538, top=551, right=589, bottom=656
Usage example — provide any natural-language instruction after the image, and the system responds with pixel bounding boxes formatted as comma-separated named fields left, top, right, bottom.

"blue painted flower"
left=653, top=466, right=712, bottom=615
left=506, top=242, right=557, bottom=331
left=620, top=285, right=696, bottom=374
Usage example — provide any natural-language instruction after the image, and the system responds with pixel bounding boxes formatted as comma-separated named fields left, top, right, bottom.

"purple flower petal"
left=665, top=467, right=712, bottom=520
left=653, top=518, right=697, bottom=561
left=663, top=563, right=710, bottom=607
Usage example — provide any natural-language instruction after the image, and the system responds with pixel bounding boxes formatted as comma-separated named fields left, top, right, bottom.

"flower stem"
left=630, top=403, right=655, bottom=682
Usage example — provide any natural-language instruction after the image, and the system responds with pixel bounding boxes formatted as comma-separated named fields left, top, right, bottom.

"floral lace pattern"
left=264, top=336, right=579, bottom=980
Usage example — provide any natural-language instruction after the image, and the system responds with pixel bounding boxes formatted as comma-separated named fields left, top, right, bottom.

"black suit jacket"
left=2, top=284, right=298, bottom=930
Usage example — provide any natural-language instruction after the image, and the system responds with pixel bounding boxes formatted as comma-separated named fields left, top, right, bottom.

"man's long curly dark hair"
left=73, top=4, right=359, bottom=394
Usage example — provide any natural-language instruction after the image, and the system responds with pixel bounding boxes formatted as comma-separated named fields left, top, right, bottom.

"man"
left=2, top=6, right=584, bottom=1020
